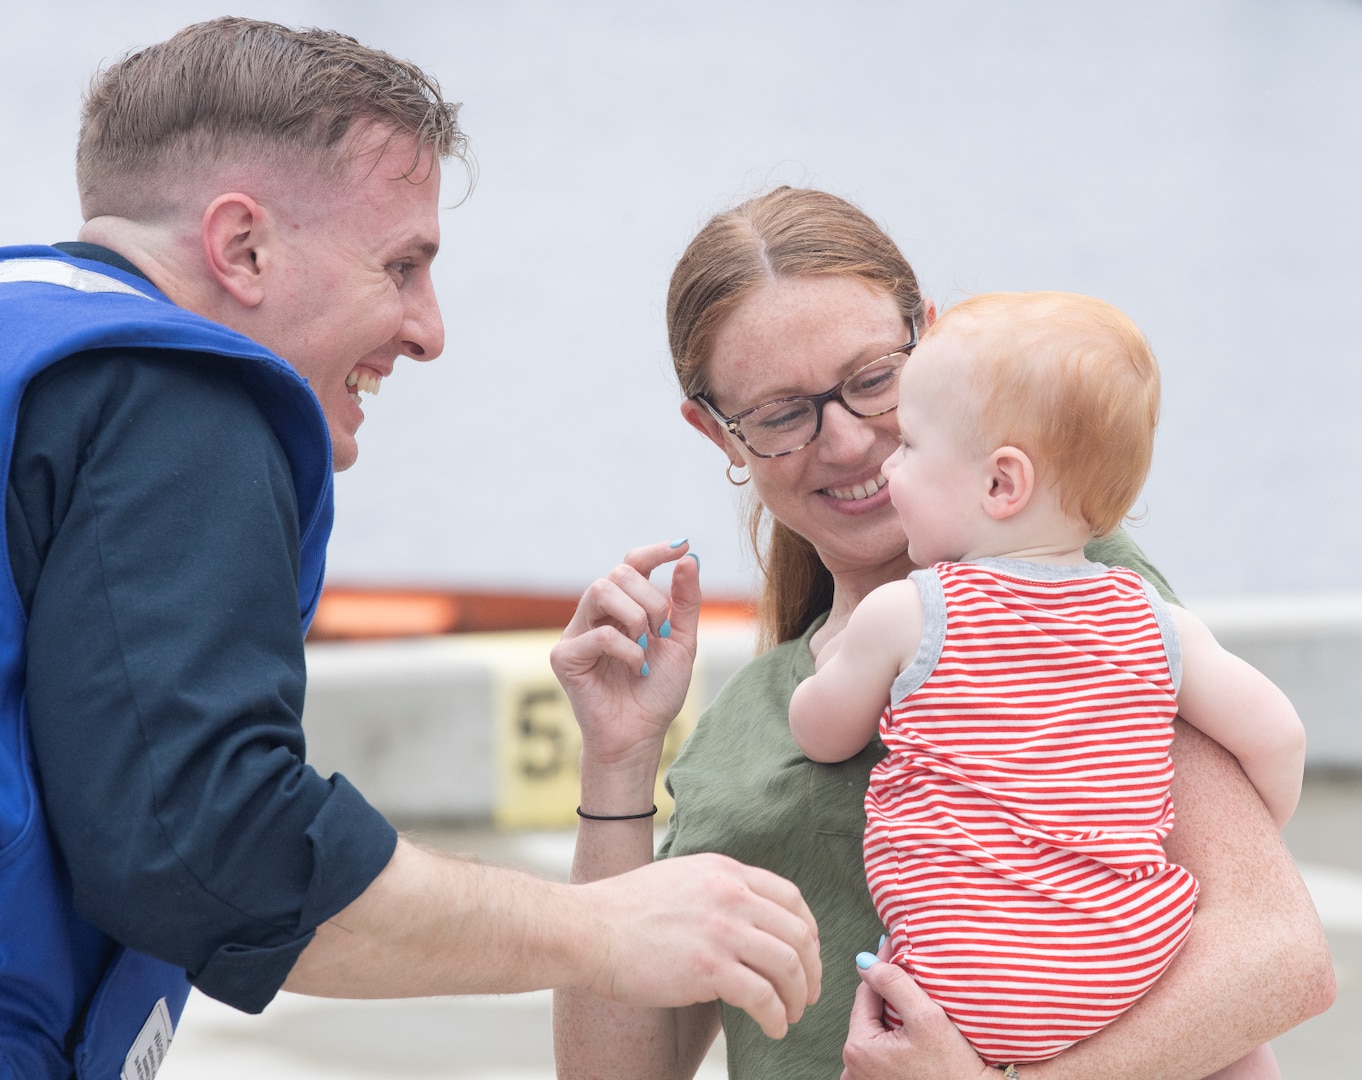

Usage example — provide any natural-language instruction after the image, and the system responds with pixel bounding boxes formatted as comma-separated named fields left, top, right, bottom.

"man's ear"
left=680, top=398, right=746, bottom=468
left=201, top=193, right=268, bottom=307
left=984, top=445, right=1034, bottom=520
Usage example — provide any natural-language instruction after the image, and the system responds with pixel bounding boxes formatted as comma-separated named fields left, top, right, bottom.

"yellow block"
left=453, top=631, right=702, bottom=829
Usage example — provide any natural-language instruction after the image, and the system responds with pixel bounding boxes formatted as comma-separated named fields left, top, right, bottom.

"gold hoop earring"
left=726, top=462, right=751, bottom=487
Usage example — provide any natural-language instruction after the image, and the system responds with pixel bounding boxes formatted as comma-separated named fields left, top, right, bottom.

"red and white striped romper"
left=865, top=559, right=1198, bottom=1065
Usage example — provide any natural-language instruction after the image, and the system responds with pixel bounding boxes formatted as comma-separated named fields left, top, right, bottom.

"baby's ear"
left=984, top=446, right=1034, bottom=520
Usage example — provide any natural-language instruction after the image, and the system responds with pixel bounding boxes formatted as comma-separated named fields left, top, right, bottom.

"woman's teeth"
left=824, top=473, right=886, bottom=501
left=346, top=371, right=383, bottom=396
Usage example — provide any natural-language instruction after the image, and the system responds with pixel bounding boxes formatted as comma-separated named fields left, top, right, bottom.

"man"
left=0, top=18, right=819, bottom=1078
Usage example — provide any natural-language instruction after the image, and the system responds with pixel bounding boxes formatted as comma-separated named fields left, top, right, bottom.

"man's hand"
left=575, top=853, right=822, bottom=1039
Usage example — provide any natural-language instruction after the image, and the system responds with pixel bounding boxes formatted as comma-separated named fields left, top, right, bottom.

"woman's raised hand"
left=550, top=540, right=701, bottom=771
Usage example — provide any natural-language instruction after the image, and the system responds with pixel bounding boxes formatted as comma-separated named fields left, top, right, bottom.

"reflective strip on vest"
left=0, top=259, right=154, bottom=299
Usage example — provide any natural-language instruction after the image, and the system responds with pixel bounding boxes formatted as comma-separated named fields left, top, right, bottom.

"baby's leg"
left=1202, top=1043, right=1280, bottom=1080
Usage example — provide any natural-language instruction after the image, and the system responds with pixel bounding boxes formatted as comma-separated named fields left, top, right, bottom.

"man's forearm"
left=284, top=837, right=594, bottom=999
left=285, top=832, right=822, bottom=1044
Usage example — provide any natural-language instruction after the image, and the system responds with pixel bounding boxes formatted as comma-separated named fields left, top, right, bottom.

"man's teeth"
left=345, top=371, right=383, bottom=396
left=825, top=473, right=886, bottom=501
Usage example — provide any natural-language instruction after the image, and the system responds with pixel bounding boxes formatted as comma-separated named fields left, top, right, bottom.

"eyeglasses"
left=693, top=320, right=918, bottom=458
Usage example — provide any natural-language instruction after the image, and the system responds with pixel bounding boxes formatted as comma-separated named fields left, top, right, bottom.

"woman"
left=550, top=187, right=1334, bottom=1079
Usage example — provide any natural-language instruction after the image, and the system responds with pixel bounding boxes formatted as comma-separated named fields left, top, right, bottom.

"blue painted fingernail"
left=669, top=538, right=688, bottom=548
left=659, top=619, right=672, bottom=639
left=878, top=934, right=887, bottom=950
left=856, top=952, right=880, bottom=970
left=640, top=662, right=650, bottom=677
left=686, top=552, right=701, bottom=568
left=637, top=633, right=649, bottom=649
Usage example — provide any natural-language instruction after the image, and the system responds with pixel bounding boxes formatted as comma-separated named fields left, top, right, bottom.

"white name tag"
left=120, top=997, right=175, bottom=1080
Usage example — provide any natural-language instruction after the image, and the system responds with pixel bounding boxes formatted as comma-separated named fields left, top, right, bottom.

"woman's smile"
left=820, top=470, right=889, bottom=503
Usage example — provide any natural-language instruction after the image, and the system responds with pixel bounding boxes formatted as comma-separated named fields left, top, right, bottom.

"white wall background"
left=3, top=0, right=1358, bottom=604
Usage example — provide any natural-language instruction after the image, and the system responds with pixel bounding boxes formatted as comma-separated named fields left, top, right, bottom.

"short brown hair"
left=931, top=291, right=1160, bottom=537
left=77, top=16, right=468, bottom=219
left=667, top=187, right=926, bottom=647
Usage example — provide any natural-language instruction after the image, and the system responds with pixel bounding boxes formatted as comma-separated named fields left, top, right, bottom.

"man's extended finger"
left=732, top=915, right=818, bottom=1026
left=707, top=959, right=792, bottom=1039
left=739, top=865, right=822, bottom=1001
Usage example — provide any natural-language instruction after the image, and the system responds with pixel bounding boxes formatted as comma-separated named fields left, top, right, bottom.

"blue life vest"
left=0, top=246, right=334, bottom=1079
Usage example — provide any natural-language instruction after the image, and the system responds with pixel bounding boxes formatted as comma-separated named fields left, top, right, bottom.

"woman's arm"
left=555, top=805, right=725, bottom=1080
left=1027, top=720, right=1332, bottom=1077
left=843, top=721, right=1336, bottom=1080
left=550, top=541, right=821, bottom=1079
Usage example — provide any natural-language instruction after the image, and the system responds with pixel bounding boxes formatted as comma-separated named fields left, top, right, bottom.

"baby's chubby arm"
left=1169, top=604, right=1306, bottom=827
left=789, top=580, right=923, bottom=763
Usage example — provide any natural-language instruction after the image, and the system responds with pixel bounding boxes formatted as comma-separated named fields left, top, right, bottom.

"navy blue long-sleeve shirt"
left=6, top=245, right=396, bottom=1012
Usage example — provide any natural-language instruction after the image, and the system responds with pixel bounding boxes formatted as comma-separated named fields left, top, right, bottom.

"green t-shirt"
left=657, top=531, right=1175, bottom=1079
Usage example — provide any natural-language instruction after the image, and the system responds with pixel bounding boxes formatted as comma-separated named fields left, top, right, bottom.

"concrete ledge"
left=304, top=621, right=758, bottom=824
left=1192, top=594, right=1362, bottom=768
left=302, top=600, right=1359, bottom=823
left=303, top=637, right=501, bottom=820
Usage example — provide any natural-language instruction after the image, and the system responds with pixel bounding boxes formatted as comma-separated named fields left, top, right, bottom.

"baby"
left=789, top=291, right=1304, bottom=1070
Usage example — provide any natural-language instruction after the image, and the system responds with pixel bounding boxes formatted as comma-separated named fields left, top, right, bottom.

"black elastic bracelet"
left=576, top=804, right=658, bottom=821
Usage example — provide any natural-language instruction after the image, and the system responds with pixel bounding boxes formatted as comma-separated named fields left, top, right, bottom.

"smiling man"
left=0, top=18, right=820, bottom=1079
